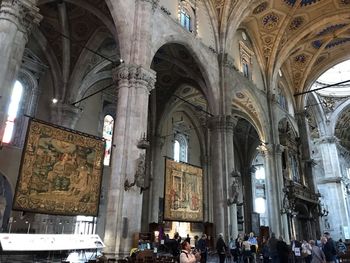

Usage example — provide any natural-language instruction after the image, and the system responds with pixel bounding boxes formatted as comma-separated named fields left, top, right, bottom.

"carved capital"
left=113, top=64, right=156, bottom=93
left=0, top=0, right=42, bottom=39
left=258, top=143, right=284, bottom=156
left=207, top=115, right=236, bottom=133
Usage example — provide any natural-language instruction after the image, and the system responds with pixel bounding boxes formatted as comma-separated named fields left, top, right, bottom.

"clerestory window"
left=103, top=115, right=114, bottom=166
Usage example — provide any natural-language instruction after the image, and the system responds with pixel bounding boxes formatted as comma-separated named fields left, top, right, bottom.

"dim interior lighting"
left=52, top=98, right=58, bottom=104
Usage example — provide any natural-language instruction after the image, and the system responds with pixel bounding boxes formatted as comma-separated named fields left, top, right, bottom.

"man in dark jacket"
left=323, top=232, right=337, bottom=263
left=216, top=233, right=227, bottom=263
left=196, top=234, right=208, bottom=263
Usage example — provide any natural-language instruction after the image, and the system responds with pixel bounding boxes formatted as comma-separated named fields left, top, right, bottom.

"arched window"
left=174, top=133, right=188, bottom=162
left=277, top=86, right=288, bottom=111
left=180, top=9, right=191, bottom=31
left=103, top=115, right=114, bottom=166
left=2, top=81, right=23, bottom=144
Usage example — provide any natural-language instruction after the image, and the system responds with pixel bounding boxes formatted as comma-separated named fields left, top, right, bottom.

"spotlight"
left=52, top=98, right=58, bottom=104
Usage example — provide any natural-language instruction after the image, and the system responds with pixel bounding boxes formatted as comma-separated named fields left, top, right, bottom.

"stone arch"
left=151, top=39, right=219, bottom=115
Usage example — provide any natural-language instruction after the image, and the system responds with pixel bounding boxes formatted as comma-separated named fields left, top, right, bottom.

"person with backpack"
left=180, top=241, right=201, bottom=263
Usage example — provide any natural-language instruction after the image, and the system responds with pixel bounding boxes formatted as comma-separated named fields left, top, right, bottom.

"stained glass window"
left=103, top=115, right=114, bottom=166
left=174, top=133, right=188, bottom=162
left=2, top=81, right=23, bottom=144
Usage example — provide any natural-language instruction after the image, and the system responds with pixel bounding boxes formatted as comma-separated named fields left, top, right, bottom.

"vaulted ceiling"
left=209, top=0, right=350, bottom=96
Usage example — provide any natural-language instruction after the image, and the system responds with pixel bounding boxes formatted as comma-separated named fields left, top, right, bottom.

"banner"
left=163, top=158, right=203, bottom=222
left=13, top=118, right=104, bottom=216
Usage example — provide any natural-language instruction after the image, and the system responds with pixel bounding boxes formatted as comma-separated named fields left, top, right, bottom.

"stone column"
left=104, top=64, right=155, bottom=258
left=208, top=115, right=235, bottom=239
left=260, top=144, right=284, bottom=238
left=315, top=136, right=350, bottom=240
left=0, top=0, right=42, bottom=141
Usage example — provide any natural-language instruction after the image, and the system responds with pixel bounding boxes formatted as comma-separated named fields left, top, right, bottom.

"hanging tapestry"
left=164, top=158, right=203, bottom=222
left=13, top=118, right=104, bottom=216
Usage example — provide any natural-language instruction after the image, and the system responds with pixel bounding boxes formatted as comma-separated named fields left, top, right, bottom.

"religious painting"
left=13, top=118, right=104, bottom=216
left=164, top=158, right=203, bottom=222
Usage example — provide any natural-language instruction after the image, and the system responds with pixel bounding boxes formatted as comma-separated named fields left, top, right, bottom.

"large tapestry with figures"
left=13, top=118, right=104, bottom=216
left=164, top=158, right=203, bottom=222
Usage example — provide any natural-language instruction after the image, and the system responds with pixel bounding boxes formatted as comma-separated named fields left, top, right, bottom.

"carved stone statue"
left=227, top=178, right=239, bottom=206
left=124, top=153, right=147, bottom=193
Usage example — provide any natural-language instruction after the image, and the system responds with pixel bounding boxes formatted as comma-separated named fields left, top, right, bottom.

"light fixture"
left=52, top=98, right=58, bottom=104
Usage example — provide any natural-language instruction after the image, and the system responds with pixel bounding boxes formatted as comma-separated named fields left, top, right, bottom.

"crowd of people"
left=177, top=231, right=348, bottom=263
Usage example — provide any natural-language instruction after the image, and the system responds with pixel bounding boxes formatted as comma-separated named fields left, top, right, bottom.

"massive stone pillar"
left=316, top=136, right=350, bottom=240
left=208, top=115, right=236, bottom=239
left=260, top=144, right=284, bottom=238
left=104, top=64, right=155, bottom=258
left=0, top=0, right=42, bottom=141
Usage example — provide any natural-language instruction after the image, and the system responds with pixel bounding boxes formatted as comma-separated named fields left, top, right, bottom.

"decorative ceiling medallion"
left=293, top=54, right=309, bottom=68
left=236, top=92, right=245, bottom=99
left=253, top=2, right=268, bottom=14
left=317, top=24, right=347, bottom=36
left=340, top=0, right=350, bottom=5
left=312, top=40, right=323, bottom=49
left=289, top=16, right=304, bottom=31
left=262, top=12, right=280, bottom=30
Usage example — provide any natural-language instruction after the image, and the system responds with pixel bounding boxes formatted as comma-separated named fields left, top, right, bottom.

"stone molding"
left=139, top=0, right=159, bottom=12
left=0, top=0, right=42, bottom=39
left=113, top=64, right=156, bottom=93
left=207, top=115, right=236, bottom=132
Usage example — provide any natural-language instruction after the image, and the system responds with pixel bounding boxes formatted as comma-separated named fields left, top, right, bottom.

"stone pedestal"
left=103, top=64, right=155, bottom=258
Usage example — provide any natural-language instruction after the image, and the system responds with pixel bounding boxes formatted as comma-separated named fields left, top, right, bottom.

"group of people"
left=178, top=231, right=348, bottom=263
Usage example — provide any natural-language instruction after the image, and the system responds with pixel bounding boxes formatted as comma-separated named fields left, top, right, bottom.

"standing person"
left=268, top=233, right=279, bottom=263
left=216, top=233, right=227, bottom=263
left=185, top=234, right=191, bottom=245
left=229, top=237, right=237, bottom=262
left=291, top=236, right=302, bottom=262
left=301, top=240, right=312, bottom=263
left=323, top=232, right=337, bottom=263
left=180, top=241, right=201, bottom=263
left=248, top=232, right=258, bottom=263
left=310, top=240, right=326, bottom=263
left=196, top=234, right=208, bottom=263
left=276, top=236, right=289, bottom=263
left=261, top=236, right=270, bottom=263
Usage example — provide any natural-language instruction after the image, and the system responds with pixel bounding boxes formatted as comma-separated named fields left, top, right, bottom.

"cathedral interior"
left=1, top=0, right=350, bottom=258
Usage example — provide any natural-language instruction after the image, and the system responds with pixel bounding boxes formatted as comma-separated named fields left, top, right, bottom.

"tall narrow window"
left=180, top=10, right=191, bottom=31
left=174, top=134, right=188, bottom=162
left=2, top=81, right=23, bottom=144
left=103, top=115, right=114, bottom=166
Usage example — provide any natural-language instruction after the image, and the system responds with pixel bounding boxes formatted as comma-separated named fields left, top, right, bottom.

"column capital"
left=0, top=0, right=42, bottom=39
left=139, top=0, right=159, bottom=12
left=112, top=64, right=156, bottom=93
left=207, top=115, right=237, bottom=132
left=257, top=143, right=284, bottom=156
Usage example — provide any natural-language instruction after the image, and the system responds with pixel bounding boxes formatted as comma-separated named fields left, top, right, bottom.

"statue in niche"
left=227, top=177, right=239, bottom=206
left=124, top=153, right=148, bottom=193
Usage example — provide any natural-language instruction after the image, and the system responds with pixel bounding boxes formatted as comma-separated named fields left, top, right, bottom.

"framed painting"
left=163, top=158, right=203, bottom=222
left=13, top=118, right=105, bottom=216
